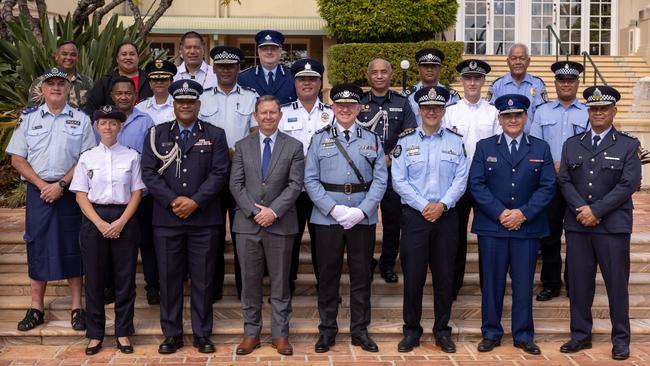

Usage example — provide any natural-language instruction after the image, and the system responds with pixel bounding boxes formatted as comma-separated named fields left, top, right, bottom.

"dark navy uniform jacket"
left=558, top=128, right=641, bottom=234
left=469, top=133, right=556, bottom=238
left=358, top=90, right=417, bottom=153
left=237, top=64, right=296, bottom=104
left=141, top=119, right=231, bottom=227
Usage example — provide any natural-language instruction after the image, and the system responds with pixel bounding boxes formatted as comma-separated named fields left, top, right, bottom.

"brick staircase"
left=1, top=191, right=650, bottom=346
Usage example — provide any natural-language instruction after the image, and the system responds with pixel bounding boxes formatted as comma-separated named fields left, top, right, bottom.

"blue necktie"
left=261, top=137, right=271, bottom=178
left=510, top=139, right=518, bottom=155
left=593, top=135, right=601, bottom=151
left=267, top=71, right=274, bottom=88
left=180, top=130, right=189, bottom=142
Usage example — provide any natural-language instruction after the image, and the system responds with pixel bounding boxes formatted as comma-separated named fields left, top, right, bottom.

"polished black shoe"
left=397, top=335, right=420, bottom=352
left=536, top=288, right=560, bottom=301
left=351, top=333, right=379, bottom=352
left=514, top=341, right=541, bottom=355
left=116, top=339, right=134, bottom=354
left=147, top=289, right=160, bottom=305
left=71, top=308, right=86, bottom=331
left=17, top=308, right=44, bottom=331
left=560, top=338, right=592, bottom=353
left=477, top=338, right=501, bottom=352
left=103, top=288, right=115, bottom=305
left=314, top=334, right=335, bottom=353
left=435, top=335, right=456, bottom=353
left=158, top=336, right=184, bottom=354
left=85, top=340, right=103, bottom=355
left=380, top=269, right=399, bottom=283
left=193, top=336, right=215, bottom=353
left=612, top=345, right=630, bottom=360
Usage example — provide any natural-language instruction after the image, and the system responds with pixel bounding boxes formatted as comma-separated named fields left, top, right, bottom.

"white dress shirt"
left=135, top=95, right=175, bottom=125
left=174, top=61, right=218, bottom=89
left=278, top=98, right=333, bottom=155
left=69, top=142, right=146, bottom=205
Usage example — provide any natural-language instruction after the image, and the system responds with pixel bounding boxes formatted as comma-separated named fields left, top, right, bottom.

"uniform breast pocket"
left=26, top=128, right=50, bottom=148
left=440, top=153, right=460, bottom=178
left=318, top=148, right=339, bottom=172
left=406, top=155, right=425, bottom=179
left=62, top=126, right=83, bottom=153
left=115, top=164, right=132, bottom=185
left=601, top=159, right=623, bottom=181
left=358, top=149, right=377, bottom=160
left=485, top=161, right=498, bottom=175
left=528, top=162, right=543, bottom=176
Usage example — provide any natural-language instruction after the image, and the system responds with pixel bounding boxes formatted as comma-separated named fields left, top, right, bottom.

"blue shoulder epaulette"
left=21, top=105, right=39, bottom=115
left=618, top=131, right=638, bottom=140
left=445, top=127, right=462, bottom=138
left=398, top=128, right=416, bottom=138
left=490, top=75, right=505, bottom=86
left=315, top=124, right=331, bottom=134
left=280, top=102, right=293, bottom=109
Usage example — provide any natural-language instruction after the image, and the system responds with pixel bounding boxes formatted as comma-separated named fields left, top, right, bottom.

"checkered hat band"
left=213, top=51, right=240, bottom=62
left=587, top=95, right=616, bottom=104
left=555, top=68, right=580, bottom=76
left=418, top=94, right=446, bottom=104
left=418, top=55, right=441, bottom=64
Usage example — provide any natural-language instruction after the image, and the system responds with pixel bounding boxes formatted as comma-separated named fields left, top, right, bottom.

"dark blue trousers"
left=479, top=235, right=538, bottom=343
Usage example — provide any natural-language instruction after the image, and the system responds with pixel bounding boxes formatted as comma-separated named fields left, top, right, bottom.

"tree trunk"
left=139, top=0, right=174, bottom=37
left=0, top=0, right=18, bottom=41
left=16, top=0, right=42, bottom=47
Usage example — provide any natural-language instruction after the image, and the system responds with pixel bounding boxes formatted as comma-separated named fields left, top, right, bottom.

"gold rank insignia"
left=155, top=59, right=163, bottom=69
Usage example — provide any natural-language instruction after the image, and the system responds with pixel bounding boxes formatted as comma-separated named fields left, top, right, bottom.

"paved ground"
left=1, top=190, right=650, bottom=365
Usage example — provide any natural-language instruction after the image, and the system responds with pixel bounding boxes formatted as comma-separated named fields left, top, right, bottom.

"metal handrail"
left=546, top=25, right=569, bottom=62
left=582, top=51, right=607, bottom=86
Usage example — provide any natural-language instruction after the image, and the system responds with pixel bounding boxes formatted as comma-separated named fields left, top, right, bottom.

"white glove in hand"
left=341, top=207, right=365, bottom=230
left=330, top=205, right=350, bottom=223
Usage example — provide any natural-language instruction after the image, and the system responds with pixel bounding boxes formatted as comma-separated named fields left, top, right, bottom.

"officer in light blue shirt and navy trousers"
left=391, top=86, right=468, bottom=354
left=469, top=94, right=556, bottom=355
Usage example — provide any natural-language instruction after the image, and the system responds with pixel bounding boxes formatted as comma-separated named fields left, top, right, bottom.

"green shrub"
left=327, top=41, right=464, bottom=87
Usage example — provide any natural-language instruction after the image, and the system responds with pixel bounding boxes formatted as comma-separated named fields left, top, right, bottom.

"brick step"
left=3, top=317, right=650, bottom=345
left=3, top=294, right=649, bottom=322
left=1, top=272, right=650, bottom=297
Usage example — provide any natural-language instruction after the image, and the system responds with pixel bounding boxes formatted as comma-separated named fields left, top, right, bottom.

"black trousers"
left=314, top=224, right=375, bottom=337
left=291, top=192, right=316, bottom=293
left=453, top=191, right=474, bottom=299
left=214, top=188, right=239, bottom=298
left=137, top=195, right=159, bottom=292
left=540, top=189, right=567, bottom=290
left=379, top=187, right=401, bottom=272
left=80, top=204, right=139, bottom=340
left=401, top=206, right=458, bottom=338
left=155, top=225, right=221, bottom=337
left=566, top=231, right=630, bottom=347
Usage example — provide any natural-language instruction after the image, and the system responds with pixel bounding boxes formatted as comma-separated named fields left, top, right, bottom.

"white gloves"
left=330, top=205, right=366, bottom=229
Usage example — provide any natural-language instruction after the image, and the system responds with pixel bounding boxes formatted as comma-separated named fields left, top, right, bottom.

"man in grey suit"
left=229, top=95, right=305, bottom=356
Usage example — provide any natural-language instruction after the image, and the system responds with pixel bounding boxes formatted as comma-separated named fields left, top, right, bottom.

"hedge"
left=327, top=41, right=464, bottom=87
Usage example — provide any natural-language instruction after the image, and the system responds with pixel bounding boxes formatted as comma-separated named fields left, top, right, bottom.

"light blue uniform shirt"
left=504, top=133, right=524, bottom=153
left=95, top=108, right=154, bottom=153
left=407, top=81, right=460, bottom=126
left=199, top=84, right=259, bottom=149
left=6, top=104, right=95, bottom=181
left=529, top=98, right=589, bottom=162
left=488, top=72, right=548, bottom=133
left=391, top=127, right=468, bottom=212
left=304, top=122, right=388, bottom=225
left=135, top=95, right=175, bottom=125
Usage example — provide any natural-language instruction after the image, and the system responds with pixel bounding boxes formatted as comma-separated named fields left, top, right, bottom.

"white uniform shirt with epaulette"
left=442, top=98, right=501, bottom=164
left=174, top=61, right=218, bottom=90
left=405, top=81, right=460, bottom=126
left=135, top=94, right=175, bottom=125
left=198, top=83, right=259, bottom=148
left=278, top=98, right=333, bottom=155
left=6, top=104, right=96, bottom=181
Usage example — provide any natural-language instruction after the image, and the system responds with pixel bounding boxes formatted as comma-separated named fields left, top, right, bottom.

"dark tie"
left=593, top=135, right=601, bottom=151
left=344, top=130, right=350, bottom=142
left=180, top=130, right=189, bottom=143
left=510, top=139, right=518, bottom=155
left=261, top=137, right=272, bottom=178
left=267, top=71, right=274, bottom=88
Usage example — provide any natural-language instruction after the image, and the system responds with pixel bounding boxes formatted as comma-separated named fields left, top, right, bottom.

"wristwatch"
left=441, top=202, right=448, bottom=212
left=251, top=207, right=261, bottom=217
left=58, top=179, right=68, bottom=189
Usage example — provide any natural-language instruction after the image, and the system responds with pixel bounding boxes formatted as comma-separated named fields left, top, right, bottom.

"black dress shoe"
left=351, top=333, right=379, bottom=352
left=158, top=336, right=184, bottom=354
left=147, top=289, right=160, bottom=305
left=85, top=340, right=103, bottom=355
left=514, top=341, right=541, bottom=355
left=193, top=336, right=216, bottom=353
left=116, top=339, right=134, bottom=354
left=314, top=335, right=335, bottom=353
left=536, top=288, right=560, bottom=301
left=560, top=338, right=592, bottom=353
left=71, top=308, right=86, bottom=331
left=435, top=335, right=456, bottom=353
left=380, top=269, right=399, bottom=283
left=612, top=345, right=630, bottom=360
left=397, top=335, right=420, bottom=352
left=477, top=338, right=501, bottom=352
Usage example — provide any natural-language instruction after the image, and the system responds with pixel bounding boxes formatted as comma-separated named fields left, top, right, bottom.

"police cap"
left=456, top=59, right=491, bottom=76
left=414, top=86, right=449, bottom=106
left=583, top=85, right=620, bottom=106
left=291, top=58, right=324, bottom=78
left=330, top=83, right=362, bottom=104
left=551, top=61, right=584, bottom=80
left=210, top=46, right=244, bottom=64
left=494, top=94, right=531, bottom=115
left=145, top=59, right=177, bottom=80
left=169, top=79, right=203, bottom=100
left=255, top=30, right=284, bottom=47
left=41, top=67, right=69, bottom=82
left=415, top=48, right=445, bottom=65
left=93, top=105, right=126, bottom=123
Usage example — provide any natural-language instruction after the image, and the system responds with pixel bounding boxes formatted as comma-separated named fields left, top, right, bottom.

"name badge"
left=604, top=156, right=620, bottom=161
left=65, top=119, right=81, bottom=126
left=161, top=142, right=174, bottom=147
left=529, top=159, right=544, bottom=163
left=487, top=156, right=497, bottom=163
left=389, top=108, right=403, bottom=112
left=288, top=117, right=298, bottom=123
left=32, top=125, right=43, bottom=130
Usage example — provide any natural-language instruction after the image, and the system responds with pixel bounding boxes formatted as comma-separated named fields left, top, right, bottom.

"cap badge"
left=507, top=99, right=514, bottom=106
left=155, top=59, right=163, bottom=69
left=305, top=62, right=312, bottom=70
left=593, top=88, right=602, bottom=100
left=426, top=53, right=434, bottom=60
left=469, top=61, right=477, bottom=70
left=265, top=34, right=272, bottom=41
left=321, top=112, right=329, bottom=123
left=342, top=90, right=351, bottom=98
left=427, top=88, right=437, bottom=100
left=51, top=67, right=60, bottom=74
left=183, top=82, right=189, bottom=89
left=101, top=105, right=112, bottom=113
left=564, top=63, right=570, bottom=69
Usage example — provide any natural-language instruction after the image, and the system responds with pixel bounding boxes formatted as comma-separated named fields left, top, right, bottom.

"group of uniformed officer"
left=5, top=29, right=641, bottom=361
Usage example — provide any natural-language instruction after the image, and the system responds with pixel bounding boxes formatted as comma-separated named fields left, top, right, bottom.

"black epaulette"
left=21, top=105, right=39, bottom=115
left=204, top=87, right=213, bottom=93
left=80, top=146, right=94, bottom=156
left=402, top=85, right=416, bottom=97
left=388, top=90, right=407, bottom=99
left=568, top=132, right=588, bottom=141
left=618, top=131, right=638, bottom=140
left=315, top=125, right=331, bottom=134
left=445, top=127, right=462, bottom=138
left=491, top=75, right=505, bottom=85
left=447, top=87, right=459, bottom=96
left=531, top=74, right=546, bottom=85
left=398, top=128, right=416, bottom=138
left=279, top=102, right=292, bottom=110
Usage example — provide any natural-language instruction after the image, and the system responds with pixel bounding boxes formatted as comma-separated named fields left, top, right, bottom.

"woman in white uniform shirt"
left=69, top=105, right=145, bottom=355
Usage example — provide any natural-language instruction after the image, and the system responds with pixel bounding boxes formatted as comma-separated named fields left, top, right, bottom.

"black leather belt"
left=321, top=181, right=372, bottom=194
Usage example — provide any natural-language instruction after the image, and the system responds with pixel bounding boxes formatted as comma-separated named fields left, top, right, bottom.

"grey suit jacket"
left=230, top=130, right=305, bottom=235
